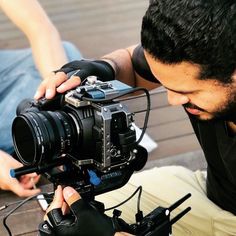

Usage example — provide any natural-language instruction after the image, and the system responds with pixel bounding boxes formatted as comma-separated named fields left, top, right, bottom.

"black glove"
left=38, top=199, right=128, bottom=236
left=54, top=59, right=115, bottom=82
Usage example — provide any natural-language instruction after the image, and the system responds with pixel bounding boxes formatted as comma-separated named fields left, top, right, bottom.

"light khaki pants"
left=96, top=166, right=236, bottom=236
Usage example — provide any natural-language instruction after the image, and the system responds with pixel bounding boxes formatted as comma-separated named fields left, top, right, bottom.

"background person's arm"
left=0, top=0, right=68, bottom=78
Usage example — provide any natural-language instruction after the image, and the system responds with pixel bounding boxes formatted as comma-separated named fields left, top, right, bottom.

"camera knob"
left=88, top=170, right=101, bottom=186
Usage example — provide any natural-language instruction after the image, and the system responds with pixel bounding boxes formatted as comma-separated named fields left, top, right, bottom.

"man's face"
left=145, top=51, right=236, bottom=121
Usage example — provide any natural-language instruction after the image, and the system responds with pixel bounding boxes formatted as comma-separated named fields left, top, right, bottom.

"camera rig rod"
left=130, top=193, right=191, bottom=236
left=10, top=157, right=68, bottom=178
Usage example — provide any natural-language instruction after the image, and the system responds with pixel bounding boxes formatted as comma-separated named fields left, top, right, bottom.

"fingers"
left=115, top=233, right=134, bottom=236
left=11, top=182, right=40, bottom=197
left=63, top=186, right=81, bottom=207
left=34, top=72, right=68, bottom=100
left=57, top=75, right=81, bottom=93
left=19, top=172, right=40, bottom=189
left=46, top=186, right=64, bottom=214
left=44, top=186, right=80, bottom=224
left=20, top=175, right=40, bottom=189
left=8, top=174, right=40, bottom=197
left=44, top=185, right=64, bottom=221
left=34, top=71, right=82, bottom=100
left=61, top=201, right=70, bottom=215
left=20, top=173, right=39, bottom=184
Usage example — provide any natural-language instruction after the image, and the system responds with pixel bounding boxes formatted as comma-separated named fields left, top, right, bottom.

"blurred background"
left=0, top=0, right=206, bottom=171
left=0, top=0, right=148, bottom=57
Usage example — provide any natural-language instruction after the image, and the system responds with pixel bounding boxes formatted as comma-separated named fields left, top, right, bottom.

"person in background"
left=0, top=0, right=82, bottom=197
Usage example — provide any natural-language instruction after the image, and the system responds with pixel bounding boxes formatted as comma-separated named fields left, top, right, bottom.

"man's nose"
left=167, top=90, right=189, bottom=106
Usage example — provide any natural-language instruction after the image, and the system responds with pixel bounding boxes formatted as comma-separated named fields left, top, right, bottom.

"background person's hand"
left=0, top=150, right=40, bottom=197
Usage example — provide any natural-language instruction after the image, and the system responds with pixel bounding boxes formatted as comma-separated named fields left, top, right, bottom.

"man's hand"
left=0, top=150, right=40, bottom=197
left=41, top=186, right=133, bottom=236
left=34, top=60, right=115, bottom=100
left=34, top=71, right=69, bottom=100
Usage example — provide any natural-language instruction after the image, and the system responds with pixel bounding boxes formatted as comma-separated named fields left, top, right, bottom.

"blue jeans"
left=0, top=42, right=82, bottom=154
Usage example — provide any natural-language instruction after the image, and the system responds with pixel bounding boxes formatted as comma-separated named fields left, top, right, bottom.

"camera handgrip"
left=38, top=199, right=121, bottom=236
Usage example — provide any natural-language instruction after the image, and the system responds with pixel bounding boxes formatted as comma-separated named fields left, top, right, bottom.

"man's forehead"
left=144, top=50, right=202, bottom=81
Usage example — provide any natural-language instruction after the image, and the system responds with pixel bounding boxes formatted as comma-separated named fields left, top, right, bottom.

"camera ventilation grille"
left=82, top=108, right=93, bottom=118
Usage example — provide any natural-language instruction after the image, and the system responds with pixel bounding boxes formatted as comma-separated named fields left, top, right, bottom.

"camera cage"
left=65, top=88, right=136, bottom=171
left=11, top=78, right=148, bottom=198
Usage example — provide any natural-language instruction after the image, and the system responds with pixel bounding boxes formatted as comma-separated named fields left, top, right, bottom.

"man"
left=0, top=0, right=82, bottom=197
left=36, top=0, right=236, bottom=235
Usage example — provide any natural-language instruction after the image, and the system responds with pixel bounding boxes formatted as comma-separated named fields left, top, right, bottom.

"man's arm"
left=101, top=45, right=159, bottom=90
left=0, top=0, right=68, bottom=78
left=35, top=45, right=160, bottom=99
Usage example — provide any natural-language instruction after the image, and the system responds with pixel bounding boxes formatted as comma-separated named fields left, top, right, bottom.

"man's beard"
left=212, top=99, right=236, bottom=122
left=184, top=94, right=236, bottom=122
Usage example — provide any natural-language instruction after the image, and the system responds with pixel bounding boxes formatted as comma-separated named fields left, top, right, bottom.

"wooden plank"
left=2, top=208, right=44, bottom=236
left=148, top=134, right=201, bottom=161
left=146, top=118, right=194, bottom=142
left=134, top=106, right=188, bottom=127
left=0, top=193, right=43, bottom=235
left=121, top=89, right=169, bottom=111
left=17, top=232, right=37, bottom=236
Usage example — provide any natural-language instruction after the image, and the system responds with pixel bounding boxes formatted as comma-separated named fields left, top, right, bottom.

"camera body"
left=64, top=79, right=136, bottom=171
left=12, top=78, right=147, bottom=198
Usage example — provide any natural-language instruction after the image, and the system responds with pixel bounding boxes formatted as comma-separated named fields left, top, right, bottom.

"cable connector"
left=113, top=209, right=122, bottom=218
left=135, top=210, right=143, bottom=223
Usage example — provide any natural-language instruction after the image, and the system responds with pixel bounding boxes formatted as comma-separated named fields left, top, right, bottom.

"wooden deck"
left=0, top=0, right=205, bottom=235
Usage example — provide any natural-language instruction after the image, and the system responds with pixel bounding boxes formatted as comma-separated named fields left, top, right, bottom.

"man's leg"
left=97, top=166, right=236, bottom=236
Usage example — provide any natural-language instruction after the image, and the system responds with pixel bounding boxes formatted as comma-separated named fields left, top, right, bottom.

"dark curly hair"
left=141, top=0, right=236, bottom=83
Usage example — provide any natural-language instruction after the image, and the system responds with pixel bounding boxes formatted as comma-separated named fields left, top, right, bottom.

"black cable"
left=136, top=185, right=142, bottom=212
left=104, top=186, right=142, bottom=212
left=2, top=192, right=52, bottom=236
left=132, top=88, right=150, bottom=145
left=0, top=196, right=53, bottom=211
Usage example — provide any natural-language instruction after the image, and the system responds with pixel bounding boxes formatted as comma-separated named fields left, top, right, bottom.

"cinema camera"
left=10, top=78, right=191, bottom=235
left=11, top=78, right=149, bottom=197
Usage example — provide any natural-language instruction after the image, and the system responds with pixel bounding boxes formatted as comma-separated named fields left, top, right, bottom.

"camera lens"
left=12, top=110, right=77, bottom=165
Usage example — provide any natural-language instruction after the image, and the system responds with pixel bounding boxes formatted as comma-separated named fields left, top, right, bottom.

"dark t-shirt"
left=189, top=115, right=236, bottom=215
left=132, top=45, right=236, bottom=215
